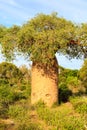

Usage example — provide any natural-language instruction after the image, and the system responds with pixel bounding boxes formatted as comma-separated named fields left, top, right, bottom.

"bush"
left=36, top=101, right=86, bottom=130
left=75, top=102, right=87, bottom=114
left=17, top=122, right=43, bottom=130
left=0, top=78, right=9, bottom=85
left=0, top=102, right=8, bottom=118
left=8, top=105, right=27, bottom=119
left=0, top=85, right=14, bottom=118
left=0, top=62, right=23, bottom=85
left=0, top=85, right=15, bottom=104
left=19, top=83, right=31, bottom=98
left=59, top=83, right=72, bottom=104
left=0, top=123, right=8, bottom=130
left=70, top=96, right=87, bottom=114
left=0, top=84, right=29, bottom=119
left=8, top=103, right=43, bottom=130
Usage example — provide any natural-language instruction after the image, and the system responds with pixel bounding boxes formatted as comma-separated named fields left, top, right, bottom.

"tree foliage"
left=59, top=66, right=85, bottom=94
left=77, top=23, right=87, bottom=58
left=0, top=13, right=82, bottom=66
left=0, top=25, right=7, bottom=40
left=17, top=13, right=77, bottom=66
left=0, top=13, right=87, bottom=67
left=0, top=25, right=20, bottom=61
left=0, top=62, right=23, bottom=85
left=79, top=59, right=87, bottom=89
left=19, top=65, right=31, bottom=83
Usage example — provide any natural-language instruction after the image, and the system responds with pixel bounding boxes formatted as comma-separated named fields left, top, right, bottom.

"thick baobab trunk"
left=31, top=58, right=58, bottom=107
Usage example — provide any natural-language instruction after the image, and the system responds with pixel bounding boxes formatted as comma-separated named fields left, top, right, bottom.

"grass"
left=35, top=101, right=87, bottom=130
left=0, top=82, right=87, bottom=130
left=0, top=99, right=87, bottom=130
left=70, top=96, right=87, bottom=114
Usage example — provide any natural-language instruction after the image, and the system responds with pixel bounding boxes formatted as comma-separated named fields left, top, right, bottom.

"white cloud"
left=0, top=0, right=87, bottom=26
left=33, top=0, right=87, bottom=23
left=0, top=0, right=18, bottom=7
left=0, top=0, right=30, bottom=23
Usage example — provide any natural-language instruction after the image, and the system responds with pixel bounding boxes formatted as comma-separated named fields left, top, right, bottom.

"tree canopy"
left=17, top=13, right=77, bottom=66
left=0, top=25, right=20, bottom=60
left=0, top=13, right=87, bottom=66
left=77, top=23, right=87, bottom=58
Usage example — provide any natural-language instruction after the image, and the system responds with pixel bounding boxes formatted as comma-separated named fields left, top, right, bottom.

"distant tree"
left=0, top=25, right=6, bottom=40
left=59, top=67, right=81, bottom=93
left=0, top=62, right=23, bottom=86
left=19, top=65, right=31, bottom=83
left=59, top=67, right=78, bottom=77
left=79, top=59, right=87, bottom=91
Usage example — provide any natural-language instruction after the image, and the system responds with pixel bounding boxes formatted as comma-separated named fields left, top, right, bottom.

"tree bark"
left=31, top=57, right=58, bottom=107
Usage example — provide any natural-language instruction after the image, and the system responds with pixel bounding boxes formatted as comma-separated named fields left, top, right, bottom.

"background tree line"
left=0, top=59, right=87, bottom=104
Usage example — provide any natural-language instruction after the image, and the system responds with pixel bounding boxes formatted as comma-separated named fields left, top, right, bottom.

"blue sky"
left=0, top=0, right=87, bottom=26
left=0, top=0, right=86, bottom=69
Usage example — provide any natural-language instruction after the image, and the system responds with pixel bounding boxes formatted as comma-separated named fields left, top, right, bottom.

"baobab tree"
left=0, top=13, right=86, bottom=107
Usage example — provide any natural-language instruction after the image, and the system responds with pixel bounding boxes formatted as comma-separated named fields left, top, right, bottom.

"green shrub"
left=17, top=122, right=43, bottom=130
left=0, top=84, right=29, bottom=104
left=75, top=102, right=87, bottom=114
left=8, top=105, right=27, bottom=119
left=21, top=84, right=31, bottom=98
left=18, top=83, right=31, bottom=100
left=0, top=102, right=8, bottom=118
left=36, top=101, right=86, bottom=130
left=0, top=84, right=26, bottom=105
left=0, top=82, right=31, bottom=119
left=70, top=96, right=87, bottom=114
left=8, top=103, right=43, bottom=130
left=0, top=62, right=23, bottom=85
left=0, top=78, right=9, bottom=85
left=20, top=85, right=26, bottom=91
left=59, top=83, right=72, bottom=103
left=12, top=91, right=28, bottom=101
left=0, top=123, right=7, bottom=130
left=0, top=85, right=15, bottom=104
